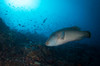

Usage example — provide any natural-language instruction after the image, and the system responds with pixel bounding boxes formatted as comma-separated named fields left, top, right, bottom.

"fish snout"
left=46, top=42, right=49, bottom=45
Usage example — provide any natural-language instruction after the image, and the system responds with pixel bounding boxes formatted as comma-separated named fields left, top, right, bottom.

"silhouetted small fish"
left=30, top=20, right=32, bottom=21
left=6, top=11, right=8, bottom=12
left=33, top=25, right=36, bottom=27
left=22, top=25, right=25, bottom=27
left=5, top=14, right=7, bottom=15
left=43, top=18, right=47, bottom=23
left=19, top=24, right=21, bottom=26
left=46, top=26, right=91, bottom=46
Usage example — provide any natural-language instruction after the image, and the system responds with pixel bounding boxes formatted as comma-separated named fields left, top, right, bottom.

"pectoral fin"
left=61, top=31, right=65, bottom=40
left=57, top=31, right=65, bottom=40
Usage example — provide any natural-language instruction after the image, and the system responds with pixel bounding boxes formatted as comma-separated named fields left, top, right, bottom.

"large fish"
left=45, top=26, right=91, bottom=46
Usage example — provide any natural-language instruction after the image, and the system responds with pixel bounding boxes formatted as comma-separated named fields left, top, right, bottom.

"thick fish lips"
left=46, top=42, right=49, bottom=45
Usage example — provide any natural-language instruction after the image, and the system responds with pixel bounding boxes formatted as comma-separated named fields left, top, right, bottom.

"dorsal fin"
left=69, top=26, right=80, bottom=30
left=61, top=26, right=80, bottom=31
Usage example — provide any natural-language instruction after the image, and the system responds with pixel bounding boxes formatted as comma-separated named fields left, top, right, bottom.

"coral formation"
left=0, top=18, right=100, bottom=66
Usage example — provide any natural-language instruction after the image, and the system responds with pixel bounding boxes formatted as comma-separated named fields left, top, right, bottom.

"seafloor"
left=0, top=18, right=100, bottom=66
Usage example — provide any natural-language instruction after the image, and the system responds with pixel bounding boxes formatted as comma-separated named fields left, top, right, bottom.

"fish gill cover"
left=0, top=0, right=100, bottom=66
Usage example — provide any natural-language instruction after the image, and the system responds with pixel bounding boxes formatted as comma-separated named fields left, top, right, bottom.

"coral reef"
left=0, top=18, right=100, bottom=66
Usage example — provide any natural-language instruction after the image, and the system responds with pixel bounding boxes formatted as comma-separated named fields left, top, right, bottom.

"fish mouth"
left=45, top=42, right=53, bottom=46
left=45, top=42, right=49, bottom=45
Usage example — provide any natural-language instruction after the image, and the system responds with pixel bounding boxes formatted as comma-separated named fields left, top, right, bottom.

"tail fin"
left=85, top=31, right=91, bottom=38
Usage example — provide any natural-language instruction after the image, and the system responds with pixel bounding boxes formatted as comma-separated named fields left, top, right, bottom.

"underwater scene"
left=0, top=0, right=100, bottom=66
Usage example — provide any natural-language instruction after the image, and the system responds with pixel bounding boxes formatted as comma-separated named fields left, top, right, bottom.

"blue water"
left=0, top=0, right=100, bottom=46
left=0, top=0, right=100, bottom=65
